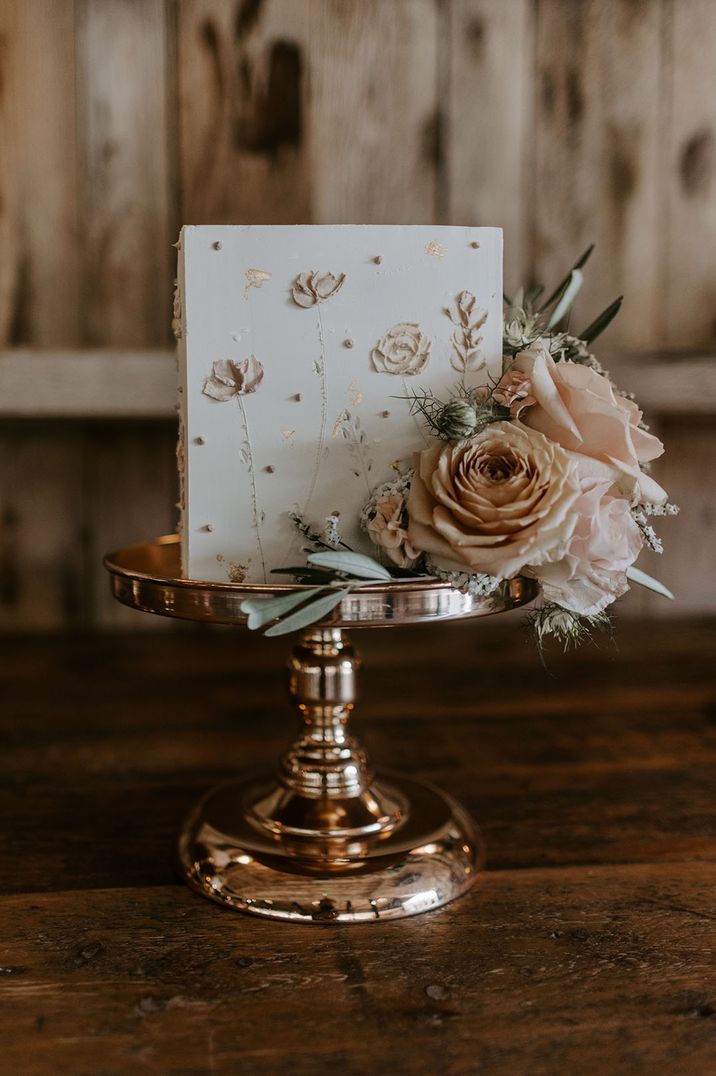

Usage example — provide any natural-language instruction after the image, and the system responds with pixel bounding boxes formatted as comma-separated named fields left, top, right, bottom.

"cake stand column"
left=179, top=626, right=485, bottom=923
left=246, top=629, right=408, bottom=865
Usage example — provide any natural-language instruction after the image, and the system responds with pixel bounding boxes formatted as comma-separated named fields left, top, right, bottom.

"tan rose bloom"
left=371, top=322, right=431, bottom=376
left=514, top=340, right=666, bottom=504
left=406, top=422, right=581, bottom=578
left=365, top=493, right=420, bottom=569
left=202, top=356, right=264, bottom=401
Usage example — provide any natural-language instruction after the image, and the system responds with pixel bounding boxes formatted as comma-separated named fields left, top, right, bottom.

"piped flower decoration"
left=292, top=271, right=346, bottom=308
left=371, top=322, right=431, bottom=376
left=202, top=357, right=264, bottom=401
left=446, top=290, right=487, bottom=373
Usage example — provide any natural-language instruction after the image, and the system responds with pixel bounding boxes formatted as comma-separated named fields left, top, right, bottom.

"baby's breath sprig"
left=288, top=510, right=352, bottom=552
left=632, top=502, right=679, bottom=554
left=424, top=558, right=501, bottom=598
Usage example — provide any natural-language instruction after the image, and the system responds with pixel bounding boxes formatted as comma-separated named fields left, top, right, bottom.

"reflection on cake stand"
left=104, top=534, right=538, bottom=924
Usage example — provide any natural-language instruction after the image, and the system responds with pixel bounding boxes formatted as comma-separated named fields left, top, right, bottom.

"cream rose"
left=514, top=340, right=666, bottom=504
left=406, top=422, right=581, bottom=578
left=365, top=493, right=420, bottom=569
left=536, top=481, right=643, bottom=615
left=292, top=270, right=346, bottom=307
left=371, top=322, right=431, bottom=376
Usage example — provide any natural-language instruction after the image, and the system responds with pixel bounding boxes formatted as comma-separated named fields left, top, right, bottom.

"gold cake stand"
left=105, top=534, right=538, bottom=924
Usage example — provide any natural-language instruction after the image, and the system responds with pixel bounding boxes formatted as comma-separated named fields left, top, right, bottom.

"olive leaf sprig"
left=241, top=551, right=422, bottom=637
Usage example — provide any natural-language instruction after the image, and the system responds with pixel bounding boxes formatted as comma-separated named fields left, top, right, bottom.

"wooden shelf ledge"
left=0, top=348, right=714, bottom=419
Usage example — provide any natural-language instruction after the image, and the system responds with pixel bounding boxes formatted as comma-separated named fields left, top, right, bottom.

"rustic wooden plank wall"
left=0, top=0, right=713, bottom=630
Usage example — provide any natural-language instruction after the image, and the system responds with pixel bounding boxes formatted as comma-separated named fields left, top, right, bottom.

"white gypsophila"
left=424, top=557, right=502, bottom=598
left=642, top=502, right=680, bottom=517
left=631, top=507, right=663, bottom=554
left=323, top=514, right=343, bottom=549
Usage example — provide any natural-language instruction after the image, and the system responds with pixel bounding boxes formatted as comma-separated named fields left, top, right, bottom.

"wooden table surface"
left=1, top=618, right=715, bottom=1075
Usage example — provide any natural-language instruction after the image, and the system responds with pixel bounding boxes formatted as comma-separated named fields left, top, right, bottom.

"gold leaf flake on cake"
left=347, top=380, right=364, bottom=405
left=425, top=240, right=446, bottom=258
left=371, top=322, right=431, bottom=376
left=292, top=271, right=346, bottom=307
left=202, top=356, right=264, bottom=400
left=446, top=291, right=487, bottom=373
left=243, top=268, right=271, bottom=299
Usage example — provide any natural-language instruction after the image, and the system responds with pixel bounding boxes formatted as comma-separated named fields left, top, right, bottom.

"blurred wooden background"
left=0, top=0, right=714, bottom=629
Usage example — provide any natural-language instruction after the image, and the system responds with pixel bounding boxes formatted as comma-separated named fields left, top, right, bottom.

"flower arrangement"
left=243, top=247, right=677, bottom=647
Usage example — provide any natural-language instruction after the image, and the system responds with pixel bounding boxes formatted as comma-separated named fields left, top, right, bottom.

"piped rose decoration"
left=365, top=493, right=420, bottom=569
left=292, top=271, right=346, bottom=308
left=514, top=340, right=666, bottom=504
left=371, top=322, right=431, bottom=376
left=536, top=481, right=643, bottom=615
left=406, top=422, right=581, bottom=578
left=202, top=356, right=264, bottom=401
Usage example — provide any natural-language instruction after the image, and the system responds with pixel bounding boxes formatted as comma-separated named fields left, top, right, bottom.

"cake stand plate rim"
left=104, top=533, right=539, bottom=628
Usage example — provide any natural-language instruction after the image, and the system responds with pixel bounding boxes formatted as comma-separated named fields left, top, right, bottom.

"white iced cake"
left=176, top=224, right=502, bottom=583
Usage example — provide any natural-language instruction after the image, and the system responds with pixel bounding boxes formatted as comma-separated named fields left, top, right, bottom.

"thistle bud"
left=436, top=399, right=478, bottom=441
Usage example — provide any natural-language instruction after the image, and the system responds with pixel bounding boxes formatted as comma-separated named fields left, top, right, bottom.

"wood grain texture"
left=446, top=0, right=534, bottom=288
left=0, top=621, right=714, bottom=1074
left=178, top=0, right=439, bottom=225
left=81, top=422, right=179, bottom=628
left=3, top=348, right=716, bottom=418
left=534, top=0, right=664, bottom=349
left=177, top=0, right=313, bottom=224
left=0, top=350, right=178, bottom=418
left=0, top=0, right=79, bottom=346
left=308, top=0, right=439, bottom=223
left=0, top=422, right=178, bottom=632
left=77, top=0, right=174, bottom=345
left=662, top=0, right=716, bottom=346
left=0, top=424, right=85, bottom=630
left=638, top=416, right=716, bottom=613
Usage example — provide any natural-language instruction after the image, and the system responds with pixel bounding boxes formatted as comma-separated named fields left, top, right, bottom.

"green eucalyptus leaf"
left=524, top=283, right=545, bottom=307
left=241, top=587, right=324, bottom=630
left=307, top=551, right=392, bottom=581
left=539, top=244, right=594, bottom=313
left=263, top=588, right=352, bottom=637
left=547, top=268, right=584, bottom=329
left=626, top=566, right=674, bottom=601
left=579, top=296, right=623, bottom=344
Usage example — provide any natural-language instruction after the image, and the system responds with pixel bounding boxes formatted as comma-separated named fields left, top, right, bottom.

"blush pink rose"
left=514, top=340, right=666, bottom=505
left=535, top=480, right=644, bottom=615
left=406, top=422, right=581, bottom=578
left=365, top=493, right=420, bottom=569
left=493, top=369, right=536, bottom=416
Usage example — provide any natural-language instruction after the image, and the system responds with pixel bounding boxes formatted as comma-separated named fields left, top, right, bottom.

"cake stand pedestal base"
left=179, top=629, right=483, bottom=923
left=180, top=770, right=482, bottom=923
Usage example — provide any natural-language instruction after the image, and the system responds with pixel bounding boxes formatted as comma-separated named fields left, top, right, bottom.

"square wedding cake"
left=176, top=225, right=502, bottom=583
